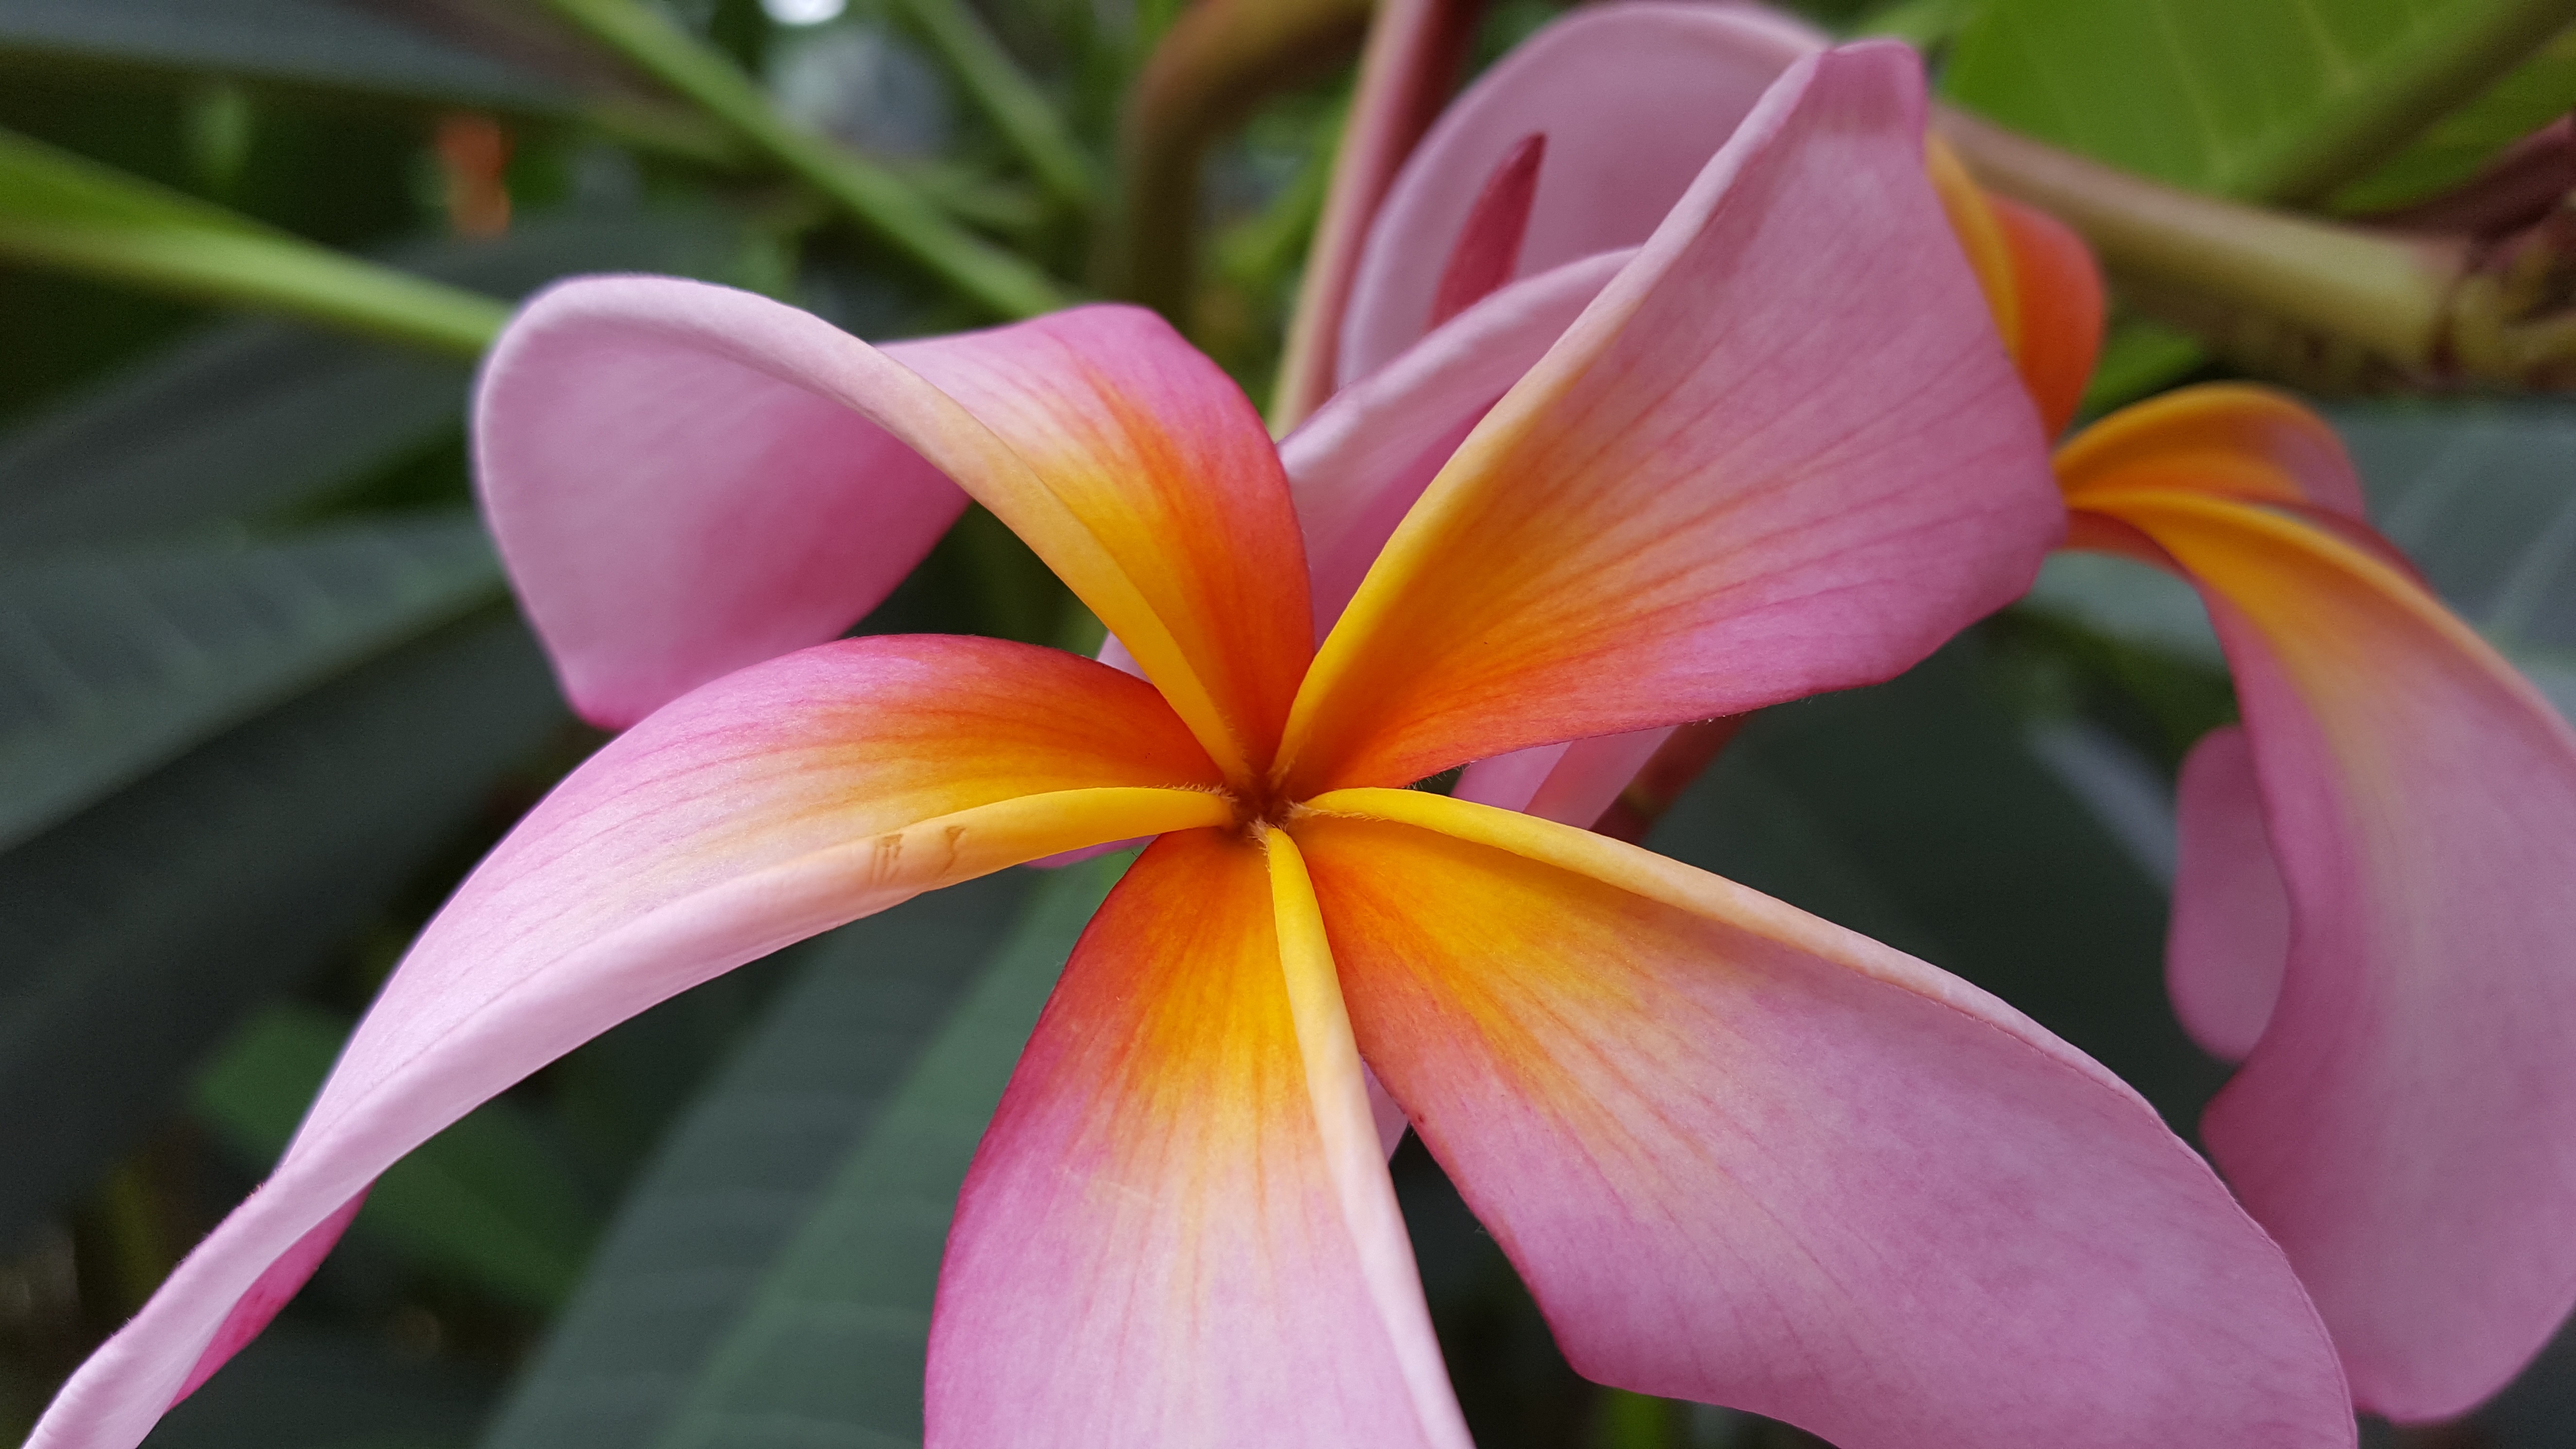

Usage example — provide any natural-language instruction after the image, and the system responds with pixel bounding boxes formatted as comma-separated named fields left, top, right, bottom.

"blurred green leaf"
left=0, top=125, right=509, bottom=355
left=1944, top=0, right=2576, bottom=204
left=0, top=0, right=568, bottom=114
left=888, top=0, right=1095, bottom=208
left=534, top=0, right=1069, bottom=319
left=0, top=612, right=566, bottom=1244
left=623, top=853, right=1122, bottom=1449
left=0, top=210, right=744, bottom=550
left=0, top=515, right=500, bottom=851
left=1648, top=640, right=2225, bottom=1129
left=195, top=1001, right=602, bottom=1311
left=2333, top=23, right=2576, bottom=212
left=146, top=1324, right=496, bottom=1449
left=476, top=868, right=1036, bottom=1449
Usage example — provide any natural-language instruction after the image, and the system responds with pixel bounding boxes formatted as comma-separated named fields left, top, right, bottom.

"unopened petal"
left=1339, top=0, right=1820, bottom=384
left=30, top=637, right=1231, bottom=1449
left=1292, top=789, right=2353, bottom=1449
left=1282, top=45, right=2057, bottom=794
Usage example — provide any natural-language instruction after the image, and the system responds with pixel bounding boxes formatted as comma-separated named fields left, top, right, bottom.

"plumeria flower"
left=1325, top=0, right=2576, bottom=1422
left=31, top=42, right=2355, bottom=1449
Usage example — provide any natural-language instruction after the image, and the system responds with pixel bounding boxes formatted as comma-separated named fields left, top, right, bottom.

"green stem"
left=538, top=0, right=1068, bottom=319
left=887, top=0, right=1095, bottom=209
left=1936, top=107, right=2457, bottom=371
left=2227, top=0, right=2576, bottom=204
left=0, top=128, right=506, bottom=358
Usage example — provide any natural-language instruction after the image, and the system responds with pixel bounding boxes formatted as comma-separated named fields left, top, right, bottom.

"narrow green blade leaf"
left=0, top=515, right=502, bottom=850
left=1648, top=640, right=2225, bottom=1129
left=635, top=853, right=1125, bottom=1449
left=0, top=0, right=570, bottom=113
left=0, top=612, right=566, bottom=1243
left=887, top=0, right=1094, bottom=208
left=533, top=0, right=1070, bottom=320
left=0, top=126, right=511, bottom=356
left=0, top=210, right=745, bottom=552
left=476, top=868, right=1038, bottom=1449
left=194, top=1002, right=602, bottom=1311
left=1944, top=0, right=2576, bottom=203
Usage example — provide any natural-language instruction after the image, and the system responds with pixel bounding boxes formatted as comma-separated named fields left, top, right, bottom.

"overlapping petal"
left=2055, top=384, right=2368, bottom=518
left=1291, top=789, right=2352, bottom=1449
left=2166, top=725, right=2290, bottom=1062
left=927, top=828, right=1466, bottom=1449
left=2072, top=486, right=2576, bottom=1421
left=32, top=638, right=1232, bottom=1449
left=1337, top=1, right=1819, bottom=384
left=1281, top=250, right=1626, bottom=635
left=1279, top=45, right=2058, bottom=795
left=480, top=280, right=1308, bottom=782
left=477, top=277, right=966, bottom=728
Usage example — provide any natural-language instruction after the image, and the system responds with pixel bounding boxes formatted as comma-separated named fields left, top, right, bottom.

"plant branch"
left=2229, top=0, right=2576, bottom=205
left=538, top=0, right=1068, bottom=319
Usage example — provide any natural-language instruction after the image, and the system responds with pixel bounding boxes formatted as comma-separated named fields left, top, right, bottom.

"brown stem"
left=1106, top=0, right=1377, bottom=328
left=1268, top=0, right=1485, bottom=430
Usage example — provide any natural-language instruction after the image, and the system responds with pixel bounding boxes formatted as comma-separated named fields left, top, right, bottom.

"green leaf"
left=533, top=0, right=1071, bottom=320
left=0, top=515, right=502, bottom=850
left=475, top=868, right=1039, bottom=1449
left=2324, top=399, right=2576, bottom=649
left=0, top=612, right=566, bottom=1243
left=1943, top=0, right=2576, bottom=204
left=0, top=209, right=745, bottom=551
left=887, top=0, right=1095, bottom=208
left=1648, top=639, right=2226, bottom=1129
left=619, top=853, right=1122, bottom=1449
left=0, top=125, right=511, bottom=356
left=194, top=1001, right=602, bottom=1311
left=2334, top=23, right=2576, bottom=213
left=147, top=1324, right=496, bottom=1449
left=0, top=0, right=571, bottom=114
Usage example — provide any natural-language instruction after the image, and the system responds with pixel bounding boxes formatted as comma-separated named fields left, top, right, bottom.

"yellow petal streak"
left=1926, top=137, right=2022, bottom=363
left=1293, top=788, right=2116, bottom=1086
left=822, top=344, right=1261, bottom=784
left=1262, top=830, right=1471, bottom=1449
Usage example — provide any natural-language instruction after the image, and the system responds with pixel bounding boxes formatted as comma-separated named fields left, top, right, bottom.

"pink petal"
left=30, top=637, right=1234, bottom=1449
left=1282, top=44, right=2060, bottom=796
left=1426, top=132, right=1546, bottom=330
left=2090, top=489, right=2576, bottom=1420
left=480, top=281, right=1309, bottom=788
left=1453, top=727, right=1672, bottom=829
left=1292, top=791, right=2354, bottom=1449
left=1282, top=250, right=1628, bottom=636
left=478, top=277, right=966, bottom=729
left=927, top=828, right=1467, bottom=1448
left=1338, top=0, right=1821, bottom=385
left=2166, top=725, right=2289, bottom=1062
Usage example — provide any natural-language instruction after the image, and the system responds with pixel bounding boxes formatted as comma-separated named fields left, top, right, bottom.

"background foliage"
left=2, top=0, right=2574, bottom=1445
